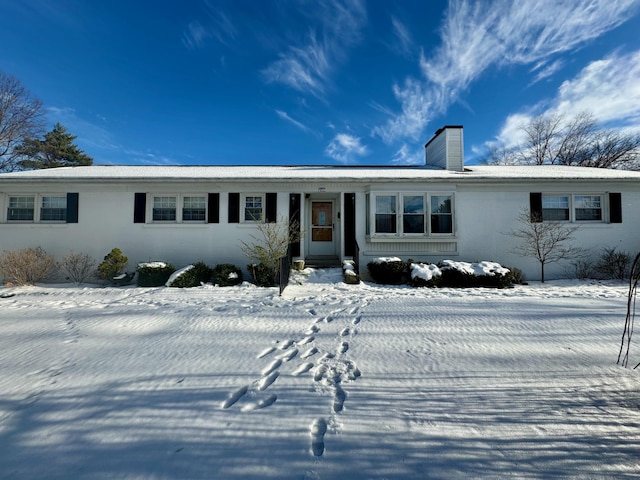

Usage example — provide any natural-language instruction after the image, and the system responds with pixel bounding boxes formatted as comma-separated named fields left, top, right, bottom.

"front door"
left=308, top=200, right=337, bottom=256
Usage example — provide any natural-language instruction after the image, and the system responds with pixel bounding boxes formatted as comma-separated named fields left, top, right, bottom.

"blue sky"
left=1, top=0, right=639, bottom=166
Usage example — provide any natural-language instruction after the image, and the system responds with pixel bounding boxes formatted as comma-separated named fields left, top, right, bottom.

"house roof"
left=1, top=164, right=640, bottom=184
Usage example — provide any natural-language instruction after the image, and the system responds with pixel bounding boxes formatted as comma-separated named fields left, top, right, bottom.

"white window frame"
left=5, top=194, right=69, bottom=223
left=367, top=191, right=455, bottom=238
left=150, top=194, right=207, bottom=223
left=242, top=194, right=264, bottom=223
left=541, top=193, right=605, bottom=223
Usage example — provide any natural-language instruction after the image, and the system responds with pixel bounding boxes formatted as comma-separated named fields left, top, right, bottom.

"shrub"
left=248, top=263, right=276, bottom=287
left=409, top=262, right=442, bottom=287
left=167, top=262, right=213, bottom=288
left=438, top=260, right=512, bottom=288
left=137, top=262, right=176, bottom=287
left=60, top=251, right=96, bottom=284
left=97, top=248, right=128, bottom=282
left=213, top=263, right=243, bottom=287
left=594, top=247, right=631, bottom=280
left=508, top=267, right=527, bottom=285
left=367, top=257, right=407, bottom=284
left=570, top=259, right=594, bottom=280
left=0, top=247, right=55, bottom=285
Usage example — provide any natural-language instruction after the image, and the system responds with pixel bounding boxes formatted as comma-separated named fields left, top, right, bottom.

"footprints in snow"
left=222, top=299, right=366, bottom=457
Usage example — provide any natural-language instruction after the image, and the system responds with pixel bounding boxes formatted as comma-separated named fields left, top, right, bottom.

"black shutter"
left=265, top=193, right=277, bottom=223
left=66, top=192, right=79, bottom=223
left=344, top=193, right=356, bottom=256
left=530, top=192, right=542, bottom=222
left=609, top=192, right=622, bottom=223
left=207, top=193, right=220, bottom=223
left=289, top=193, right=301, bottom=257
left=134, top=193, right=146, bottom=223
left=228, top=193, right=240, bottom=223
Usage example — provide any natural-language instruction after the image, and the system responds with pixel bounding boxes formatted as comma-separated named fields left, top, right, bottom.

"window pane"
left=542, top=195, right=569, bottom=221
left=8, top=196, right=35, bottom=221
left=403, top=195, right=424, bottom=214
left=403, top=215, right=424, bottom=233
left=575, top=195, right=602, bottom=221
left=183, top=196, right=205, bottom=221
left=376, top=195, right=396, bottom=214
left=41, top=196, right=67, bottom=221
left=431, top=214, right=452, bottom=233
left=244, top=196, right=263, bottom=221
left=375, top=214, right=396, bottom=233
left=153, top=196, right=176, bottom=221
left=431, top=195, right=452, bottom=214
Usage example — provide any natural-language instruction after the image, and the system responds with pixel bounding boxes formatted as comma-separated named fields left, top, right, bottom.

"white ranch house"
left=1, top=126, right=639, bottom=282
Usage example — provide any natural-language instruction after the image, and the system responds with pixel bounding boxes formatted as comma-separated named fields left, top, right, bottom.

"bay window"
left=368, top=192, right=454, bottom=237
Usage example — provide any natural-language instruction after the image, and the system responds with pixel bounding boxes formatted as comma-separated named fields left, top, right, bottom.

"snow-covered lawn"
left=1, top=269, right=639, bottom=479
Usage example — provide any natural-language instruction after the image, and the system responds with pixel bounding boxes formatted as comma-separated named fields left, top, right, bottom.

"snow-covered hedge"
left=137, top=261, right=176, bottom=287
left=410, top=259, right=512, bottom=288
left=212, top=263, right=243, bottom=287
left=367, top=257, right=406, bottom=284
left=166, top=261, right=213, bottom=288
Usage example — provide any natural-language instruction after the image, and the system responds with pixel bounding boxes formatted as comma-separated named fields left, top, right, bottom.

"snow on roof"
left=1, top=164, right=640, bottom=183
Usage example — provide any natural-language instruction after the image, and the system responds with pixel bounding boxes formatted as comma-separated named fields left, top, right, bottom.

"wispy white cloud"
left=183, top=6, right=237, bottom=50
left=374, top=0, right=640, bottom=143
left=529, top=58, right=565, bottom=85
left=262, top=0, right=367, bottom=98
left=275, top=109, right=315, bottom=135
left=485, top=49, right=640, bottom=153
left=325, top=133, right=368, bottom=163
left=391, top=144, right=423, bottom=165
left=390, top=16, right=413, bottom=58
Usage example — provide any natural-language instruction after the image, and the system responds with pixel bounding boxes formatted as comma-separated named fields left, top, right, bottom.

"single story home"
left=1, top=126, right=639, bottom=282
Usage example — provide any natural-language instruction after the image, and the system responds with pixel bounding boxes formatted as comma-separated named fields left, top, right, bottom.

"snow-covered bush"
left=409, top=262, right=442, bottom=287
left=408, top=260, right=513, bottom=288
left=0, top=246, right=55, bottom=285
left=213, top=263, right=243, bottom=287
left=137, top=261, right=176, bottom=287
left=438, top=260, right=512, bottom=288
left=367, top=257, right=406, bottom=284
left=167, top=262, right=212, bottom=288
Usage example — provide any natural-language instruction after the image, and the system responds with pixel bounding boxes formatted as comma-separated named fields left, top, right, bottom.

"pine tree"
left=15, top=123, right=93, bottom=169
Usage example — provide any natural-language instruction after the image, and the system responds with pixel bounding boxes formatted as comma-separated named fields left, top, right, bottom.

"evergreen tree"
left=15, top=123, right=93, bottom=169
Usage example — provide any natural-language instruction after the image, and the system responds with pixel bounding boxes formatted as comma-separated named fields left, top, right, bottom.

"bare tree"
left=0, top=71, right=45, bottom=172
left=487, top=111, right=640, bottom=170
left=509, top=209, right=582, bottom=282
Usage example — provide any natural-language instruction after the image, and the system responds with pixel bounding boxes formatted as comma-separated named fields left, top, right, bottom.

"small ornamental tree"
left=241, top=217, right=303, bottom=286
left=509, top=209, right=581, bottom=282
left=97, top=248, right=128, bottom=282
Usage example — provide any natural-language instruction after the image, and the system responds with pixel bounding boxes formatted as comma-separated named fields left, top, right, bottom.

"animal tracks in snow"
left=221, top=295, right=367, bottom=457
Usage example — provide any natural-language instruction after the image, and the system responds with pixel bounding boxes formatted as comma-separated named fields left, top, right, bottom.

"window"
left=430, top=195, right=453, bottom=233
left=542, top=195, right=569, bottom=221
left=403, top=195, right=424, bottom=234
left=41, top=196, right=67, bottom=221
left=539, top=194, right=604, bottom=222
left=153, top=196, right=176, bottom=221
left=369, top=192, right=454, bottom=237
left=244, top=195, right=263, bottom=222
left=182, top=196, right=206, bottom=221
left=8, top=196, right=35, bottom=221
left=375, top=195, right=397, bottom=233
left=574, top=195, right=602, bottom=221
